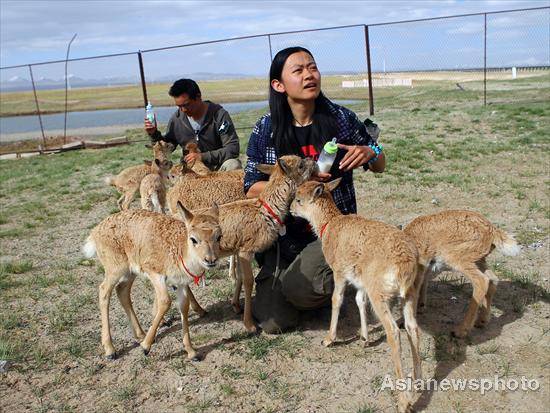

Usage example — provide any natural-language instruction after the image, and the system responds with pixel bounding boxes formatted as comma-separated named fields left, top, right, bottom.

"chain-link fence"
left=0, top=6, right=548, bottom=144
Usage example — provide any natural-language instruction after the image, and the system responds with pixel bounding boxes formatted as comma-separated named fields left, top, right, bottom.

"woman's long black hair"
left=269, top=47, right=338, bottom=157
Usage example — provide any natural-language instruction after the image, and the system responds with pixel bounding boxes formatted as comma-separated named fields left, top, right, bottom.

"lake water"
left=0, top=101, right=271, bottom=135
left=0, top=99, right=364, bottom=141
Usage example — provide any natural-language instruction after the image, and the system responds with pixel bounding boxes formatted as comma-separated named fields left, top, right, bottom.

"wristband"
left=367, top=143, right=383, bottom=164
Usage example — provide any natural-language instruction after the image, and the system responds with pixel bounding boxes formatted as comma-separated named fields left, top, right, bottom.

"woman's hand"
left=311, top=171, right=331, bottom=182
left=336, top=143, right=376, bottom=171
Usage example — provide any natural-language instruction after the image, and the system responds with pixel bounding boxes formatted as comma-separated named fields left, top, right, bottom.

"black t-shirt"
left=293, top=124, right=321, bottom=161
left=284, top=124, right=319, bottom=243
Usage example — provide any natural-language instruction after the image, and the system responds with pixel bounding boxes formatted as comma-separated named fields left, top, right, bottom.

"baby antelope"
left=403, top=209, right=520, bottom=338
left=291, top=179, right=421, bottom=413
left=140, top=158, right=173, bottom=213
left=83, top=202, right=221, bottom=361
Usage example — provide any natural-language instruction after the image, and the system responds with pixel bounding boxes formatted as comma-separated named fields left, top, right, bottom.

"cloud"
left=1, top=0, right=547, bottom=71
left=448, top=22, right=484, bottom=35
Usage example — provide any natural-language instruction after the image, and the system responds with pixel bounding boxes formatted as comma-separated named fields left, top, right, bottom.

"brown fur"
left=105, top=141, right=174, bottom=210
left=403, top=209, right=520, bottom=337
left=182, top=142, right=212, bottom=175
left=291, top=179, right=421, bottom=413
left=139, top=158, right=173, bottom=213
left=191, top=155, right=316, bottom=332
left=167, top=157, right=246, bottom=309
left=83, top=203, right=221, bottom=360
left=167, top=163, right=246, bottom=214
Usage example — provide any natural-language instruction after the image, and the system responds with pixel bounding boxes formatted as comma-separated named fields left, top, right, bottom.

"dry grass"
left=0, top=75, right=548, bottom=412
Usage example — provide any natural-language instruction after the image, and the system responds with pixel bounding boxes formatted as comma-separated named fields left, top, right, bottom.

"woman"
left=244, top=46, right=385, bottom=333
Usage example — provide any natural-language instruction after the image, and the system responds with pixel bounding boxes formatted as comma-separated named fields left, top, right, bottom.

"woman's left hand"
left=336, top=143, right=375, bottom=171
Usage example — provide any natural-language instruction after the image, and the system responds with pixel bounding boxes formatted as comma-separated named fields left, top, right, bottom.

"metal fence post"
left=64, top=33, right=77, bottom=144
left=484, top=13, right=487, bottom=106
left=138, top=51, right=148, bottom=107
left=364, top=25, right=375, bottom=116
left=28, top=64, right=46, bottom=149
left=267, top=34, right=273, bottom=61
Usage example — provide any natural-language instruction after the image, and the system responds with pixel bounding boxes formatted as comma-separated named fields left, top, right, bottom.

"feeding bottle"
left=317, top=138, right=338, bottom=173
left=145, top=101, right=157, bottom=127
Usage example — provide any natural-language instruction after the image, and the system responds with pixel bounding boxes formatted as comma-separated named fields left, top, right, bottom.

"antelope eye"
left=190, top=237, right=198, bottom=245
left=216, top=235, right=222, bottom=242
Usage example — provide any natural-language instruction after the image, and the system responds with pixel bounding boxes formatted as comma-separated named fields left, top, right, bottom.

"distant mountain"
left=0, top=75, right=141, bottom=92
left=0, top=71, right=256, bottom=92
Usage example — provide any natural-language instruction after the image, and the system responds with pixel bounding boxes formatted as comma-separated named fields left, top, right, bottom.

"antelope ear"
left=177, top=201, right=193, bottom=223
left=256, top=164, right=275, bottom=175
left=312, top=183, right=325, bottom=200
left=208, top=202, right=219, bottom=218
left=143, top=160, right=152, bottom=166
left=326, top=178, right=342, bottom=192
left=277, top=158, right=291, bottom=176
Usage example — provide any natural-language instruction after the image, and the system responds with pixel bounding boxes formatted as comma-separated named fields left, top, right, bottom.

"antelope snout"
left=203, top=258, right=218, bottom=268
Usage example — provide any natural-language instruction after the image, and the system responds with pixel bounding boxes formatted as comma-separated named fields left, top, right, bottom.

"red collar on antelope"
left=259, top=198, right=284, bottom=226
left=179, top=255, right=205, bottom=287
left=319, top=222, right=329, bottom=239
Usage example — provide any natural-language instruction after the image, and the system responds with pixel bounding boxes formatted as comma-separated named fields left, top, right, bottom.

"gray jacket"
left=151, top=101, right=240, bottom=170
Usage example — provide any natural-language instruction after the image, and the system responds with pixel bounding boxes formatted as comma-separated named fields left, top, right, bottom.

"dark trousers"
left=252, top=237, right=334, bottom=334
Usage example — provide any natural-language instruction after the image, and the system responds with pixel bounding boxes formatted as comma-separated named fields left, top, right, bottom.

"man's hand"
left=337, top=143, right=375, bottom=171
left=184, top=152, right=202, bottom=164
left=144, top=117, right=157, bottom=135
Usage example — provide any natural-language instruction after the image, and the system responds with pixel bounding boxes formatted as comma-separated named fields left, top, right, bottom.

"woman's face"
left=272, top=51, right=321, bottom=102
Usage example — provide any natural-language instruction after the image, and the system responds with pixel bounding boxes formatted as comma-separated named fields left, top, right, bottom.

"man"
left=144, top=78, right=241, bottom=171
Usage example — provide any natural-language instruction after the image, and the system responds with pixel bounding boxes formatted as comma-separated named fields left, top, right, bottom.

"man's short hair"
left=168, top=79, right=201, bottom=99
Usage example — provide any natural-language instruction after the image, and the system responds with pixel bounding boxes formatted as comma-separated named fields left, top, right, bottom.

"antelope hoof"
left=360, top=337, right=370, bottom=348
left=475, top=320, right=487, bottom=328
left=141, top=343, right=151, bottom=356
left=398, top=393, right=414, bottom=413
left=451, top=328, right=468, bottom=339
left=105, top=352, right=117, bottom=360
left=188, top=353, right=202, bottom=362
left=231, top=303, right=242, bottom=314
left=245, top=324, right=257, bottom=335
left=322, top=338, right=334, bottom=347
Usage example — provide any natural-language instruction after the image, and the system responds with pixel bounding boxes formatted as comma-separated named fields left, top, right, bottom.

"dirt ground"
left=0, top=96, right=549, bottom=412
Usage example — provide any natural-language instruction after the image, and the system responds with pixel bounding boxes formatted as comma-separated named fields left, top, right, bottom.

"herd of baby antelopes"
left=83, top=141, right=520, bottom=412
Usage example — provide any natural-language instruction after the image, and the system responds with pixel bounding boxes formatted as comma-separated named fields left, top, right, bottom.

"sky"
left=0, top=0, right=548, bottom=85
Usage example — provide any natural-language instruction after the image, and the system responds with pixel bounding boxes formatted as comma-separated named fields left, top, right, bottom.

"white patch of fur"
left=129, top=264, right=147, bottom=278
left=82, top=237, right=96, bottom=258
left=429, top=257, right=451, bottom=276
left=498, top=238, right=521, bottom=257
left=151, top=192, right=161, bottom=212
left=104, top=176, right=113, bottom=186
left=345, top=270, right=364, bottom=290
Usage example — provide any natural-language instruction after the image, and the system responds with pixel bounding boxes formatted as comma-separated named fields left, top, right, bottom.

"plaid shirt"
left=244, top=98, right=378, bottom=214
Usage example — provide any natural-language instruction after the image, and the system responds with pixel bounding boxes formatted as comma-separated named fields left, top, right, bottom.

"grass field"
left=0, top=75, right=549, bottom=412
left=1, top=70, right=547, bottom=117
